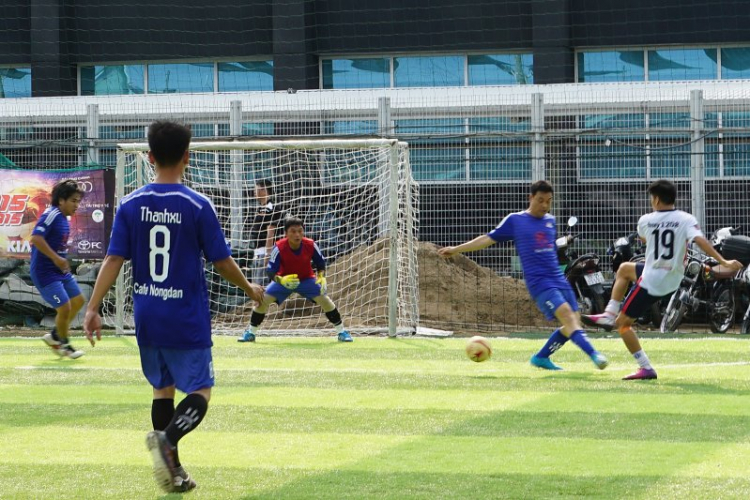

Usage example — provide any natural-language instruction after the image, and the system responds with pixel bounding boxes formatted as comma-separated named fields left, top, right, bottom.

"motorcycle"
left=661, top=227, right=740, bottom=333
left=608, top=232, right=664, bottom=327
left=556, top=216, right=607, bottom=315
left=716, top=230, right=750, bottom=334
left=739, top=266, right=750, bottom=334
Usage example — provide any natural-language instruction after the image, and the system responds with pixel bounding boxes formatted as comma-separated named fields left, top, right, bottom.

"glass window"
left=321, top=58, right=390, bottom=89
left=470, top=116, right=531, bottom=134
left=650, top=138, right=690, bottom=178
left=323, top=121, right=378, bottom=136
left=577, top=51, right=644, bottom=83
left=80, top=65, right=144, bottom=96
left=469, top=143, right=531, bottom=180
left=218, top=61, right=273, bottom=92
left=243, top=150, right=277, bottom=182
left=0, top=67, right=31, bottom=98
left=722, top=139, right=750, bottom=177
left=217, top=123, right=274, bottom=136
left=581, top=114, right=646, bottom=130
left=394, top=56, right=464, bottom=87
left=721, top=48, right=750, bottom=80
left=579, top=137, right=647, bottom=179
left=189, top=151, right=219, bottom=184
left=648, top=49, right=717, bottom=81
left=395, top=119, right=465, bottom=180
left=468, top=54, right=533, bottom=85
left=468, top=117, right=531, bottom=180
left=721, top=111, right=750, bottom=129
left=148, top=63, right=214, bottom=94
left=409, top=143, right=466, bottom=181
left=189, top=124, right=215, bottom=137
left=99, top=125, right=145, bottom=140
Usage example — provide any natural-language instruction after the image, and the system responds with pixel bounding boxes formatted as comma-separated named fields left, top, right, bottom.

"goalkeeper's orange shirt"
left=275, top=237, right=318, bottom=279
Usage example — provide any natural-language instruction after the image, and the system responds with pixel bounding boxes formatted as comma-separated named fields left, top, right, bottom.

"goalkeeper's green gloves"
left=275, top=274, right=300, bottom=290
left=315, top=274, right=327, bottom=295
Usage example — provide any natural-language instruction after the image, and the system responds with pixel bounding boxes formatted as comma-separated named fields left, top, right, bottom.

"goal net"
left=106, top=139, right=418, bottom=337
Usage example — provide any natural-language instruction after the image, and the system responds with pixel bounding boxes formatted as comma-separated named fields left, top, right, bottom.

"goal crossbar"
left=117, top=139, right=401, bottom=151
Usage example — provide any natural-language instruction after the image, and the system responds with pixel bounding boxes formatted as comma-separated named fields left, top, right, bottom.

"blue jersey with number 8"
left=108, top=183, right=231, bottom=348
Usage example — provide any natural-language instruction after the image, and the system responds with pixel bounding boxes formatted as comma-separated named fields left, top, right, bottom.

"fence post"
left=86, top=103, right=99, bottom=165
left=690, top=89, right=706, bottom=229
left=531, top=93, right=545, bottom=181
left=229, top=100, right=244, bottom=248
left=378, top=97, right=392, bottom=137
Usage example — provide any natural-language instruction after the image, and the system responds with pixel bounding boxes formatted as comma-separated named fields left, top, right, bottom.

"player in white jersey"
left=584, top=180, right=743, bottom=380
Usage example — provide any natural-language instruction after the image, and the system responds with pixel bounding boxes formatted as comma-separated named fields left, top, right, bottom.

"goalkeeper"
left=237, top=216, right=353, bottom=343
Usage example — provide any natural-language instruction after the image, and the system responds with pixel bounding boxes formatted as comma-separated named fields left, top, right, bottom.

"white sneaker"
left=42, top=333, right=64, bottom=357
left=60, top=343, right=85, bottom=359
left=581, top=313, right=616, bottom=331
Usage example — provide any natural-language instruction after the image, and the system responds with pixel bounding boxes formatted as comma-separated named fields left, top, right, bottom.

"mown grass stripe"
left=2, top=427, right=749, bottom=480
left=2, top=403, right=750, bottom=444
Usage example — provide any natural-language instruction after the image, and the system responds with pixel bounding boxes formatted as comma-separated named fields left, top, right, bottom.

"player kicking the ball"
left=438, top=180, right=608, bottom=371
left=237, top=216, right=353, bottom=343
left=583, top=179, right=743, bottom=380
left=83, top=121, right=264, bottom=493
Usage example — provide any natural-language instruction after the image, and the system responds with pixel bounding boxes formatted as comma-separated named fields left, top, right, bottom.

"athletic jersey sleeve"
left=487, top=213, right=515, bottom=242
left=197, top=203, right=232, bottom=263
left=684, top=214, right=703, bottom=242
left=311, top=241, right=326, bottom=270
left=637, top=214, right=649, bottom=240
left=107, top=203, right=131, bottom=259
left=266, top=245, right=281, bottom=275
left=31, top=208, right=60, bottom=238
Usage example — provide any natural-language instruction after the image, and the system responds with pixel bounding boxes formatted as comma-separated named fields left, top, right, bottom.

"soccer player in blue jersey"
left=438, top=180, right=608, bottom=371
left=237, top=216, right=353, bottom=343
left=30, top=179, right=86, bottom=359
left=82, top=121, right=264, bottom=493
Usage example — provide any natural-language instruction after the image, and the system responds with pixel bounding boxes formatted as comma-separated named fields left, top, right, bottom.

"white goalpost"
left=107, top=139, right=419, bottom=337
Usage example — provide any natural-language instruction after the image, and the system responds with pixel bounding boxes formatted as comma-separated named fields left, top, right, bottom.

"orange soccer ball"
left=465, top=336, right=492, bottom=363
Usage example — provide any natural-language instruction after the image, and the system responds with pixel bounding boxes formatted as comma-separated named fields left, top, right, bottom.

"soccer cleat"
left=237, top=330, right=256, bottom=343
left=42, top=333, right=64, bottom=357
left=581, top=313, right=616, bottom=331
left=146, top=431, right=178, bottom=493
left=530, top=355, right=563, bottom=371
left=337, top=330, right=353, bottom=342
left=173, top=466, right=198, bottom=493
left=622, top=367, right=658, bottom=380
left=60, top=343, right=84, bottom=359
left=590, top=352, right=609, bottom=370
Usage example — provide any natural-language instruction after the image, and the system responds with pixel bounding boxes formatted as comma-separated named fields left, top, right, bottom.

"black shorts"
left=621, top=263, right=666, bottom=319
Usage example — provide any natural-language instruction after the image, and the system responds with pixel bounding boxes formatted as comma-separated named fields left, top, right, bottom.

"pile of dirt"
left=217, top=239, right=546, bottom=334
left=417, top=242, right=547, bottom=333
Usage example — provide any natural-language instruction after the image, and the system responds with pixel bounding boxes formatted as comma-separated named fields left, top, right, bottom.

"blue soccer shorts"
left=265, top=278, right=323, bottom=304
left=35, top=275, right=82, bottom=309
left=534, top=286, right=579, bottom=321
left=139, top=346, right=214, bottom=394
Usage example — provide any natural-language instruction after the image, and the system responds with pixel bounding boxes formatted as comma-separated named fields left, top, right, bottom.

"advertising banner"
left=0, top=168, right=115, bottom=259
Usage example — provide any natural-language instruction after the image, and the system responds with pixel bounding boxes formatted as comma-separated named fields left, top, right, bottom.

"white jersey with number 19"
left=637, top=209, right=703, bottom=297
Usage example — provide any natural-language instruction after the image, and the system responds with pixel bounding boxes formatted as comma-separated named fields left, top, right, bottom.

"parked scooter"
left=556, top=216, right=607, bottom=315
left=715, top=230, right=750, bottom=334
left=661, top=227, right=741, bottom=333
left=739, top=266, right=750, bottom=334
